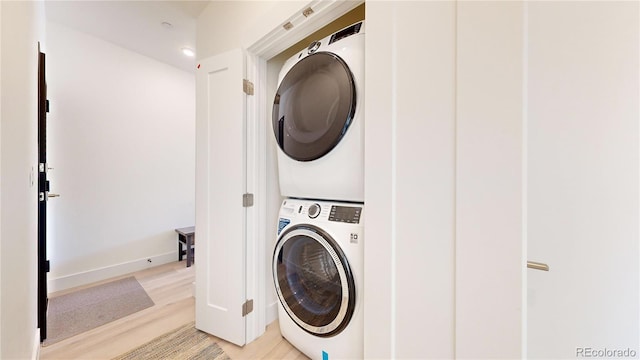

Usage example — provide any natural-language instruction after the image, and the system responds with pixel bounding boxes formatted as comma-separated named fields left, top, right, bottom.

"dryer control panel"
left=329, top=21, right=363, bottom=45
left=329, top=205, right=362, bottom=224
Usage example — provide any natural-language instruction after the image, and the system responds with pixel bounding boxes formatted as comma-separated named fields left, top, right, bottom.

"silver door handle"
left=527, top=261, right=549, bottom=271
left=47, top=193, right=60, bottom=198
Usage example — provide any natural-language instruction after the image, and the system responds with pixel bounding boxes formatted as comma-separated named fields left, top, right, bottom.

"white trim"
left=244, top=50, right=258, bottom=343
left=266, top=301, right=278, bottom=325
left=247, top=0, right=363, bottom=59
left=245, top=52, right=269, bottom=343
left=244, top=0, right=364, bottom=344
left=0, top=0, right=3, bottom=355
left=32, top=328, right=40, bottom=360
left=521, top=2, right=529, bottom=358
left=255, top=54, right=268, bottom=341
left=47, top=251, right=177, bottom=293
left=389, top=6, right=398, bottom=354
left=249, top=53, right=271, bottom=343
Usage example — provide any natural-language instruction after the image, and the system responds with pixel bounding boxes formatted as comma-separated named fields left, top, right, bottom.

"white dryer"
left=273, top=22, right=364, bottom=202
left=273, top=198, right=363, bottom=360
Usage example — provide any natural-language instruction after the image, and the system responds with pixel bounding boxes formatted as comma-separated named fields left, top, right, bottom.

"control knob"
left=308, top=203, right=321, bottom=219
left=307, top=41, right=321, bottom=54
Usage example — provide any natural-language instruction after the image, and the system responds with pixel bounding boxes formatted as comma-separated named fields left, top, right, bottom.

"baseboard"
left=48, top=252, right=177, bottom=293
left=266, top=301, right=278, bottom=325
left=32, top=328, right=40, bottom=360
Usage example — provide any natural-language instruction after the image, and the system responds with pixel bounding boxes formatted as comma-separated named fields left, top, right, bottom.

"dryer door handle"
left=278, top=116, right=285, bottom=148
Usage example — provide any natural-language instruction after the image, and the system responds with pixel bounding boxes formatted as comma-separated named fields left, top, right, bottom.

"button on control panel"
left=329, top=206, right=362, bottom=224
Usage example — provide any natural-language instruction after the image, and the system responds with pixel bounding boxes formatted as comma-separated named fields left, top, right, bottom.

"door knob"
left=527, top=261, right=549, bottom=271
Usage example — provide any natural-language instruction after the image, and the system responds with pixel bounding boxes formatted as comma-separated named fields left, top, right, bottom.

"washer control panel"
left=280, top=200, right=363, bottom=225
left=329, top=205, right=362, bottom=224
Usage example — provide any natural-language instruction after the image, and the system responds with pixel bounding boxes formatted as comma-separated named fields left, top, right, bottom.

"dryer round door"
left=273, top=224, right=356, bottom=337
left=272, top=52, right=357, bottom=162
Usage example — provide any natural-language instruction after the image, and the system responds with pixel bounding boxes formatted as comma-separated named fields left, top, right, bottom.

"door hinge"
left=243, top=193, right=254, bottom=207
left=46, top=99, right=50, bottom=113
left=242, top=299, right=254, bottom=317
left=45, top=260, right=50, bottom=273
left=243, top=79, right=254, bottom=96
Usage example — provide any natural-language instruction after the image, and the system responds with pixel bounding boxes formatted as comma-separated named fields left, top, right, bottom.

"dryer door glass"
left=273, top=225, right=356, bottom=337
left=272, top=52, right=356, bottom=162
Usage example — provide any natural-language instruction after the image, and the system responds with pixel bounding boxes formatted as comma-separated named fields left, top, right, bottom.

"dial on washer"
left=308, top=203, right=321, bottom=218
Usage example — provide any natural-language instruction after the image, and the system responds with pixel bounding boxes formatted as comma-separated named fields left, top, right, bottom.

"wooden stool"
left=175, top=226, right=195, bottom=267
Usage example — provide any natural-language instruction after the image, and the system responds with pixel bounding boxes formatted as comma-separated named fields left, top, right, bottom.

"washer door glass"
left=272, top=52, right=356, bottom=162
left=273, top=225, right=356, bottom=337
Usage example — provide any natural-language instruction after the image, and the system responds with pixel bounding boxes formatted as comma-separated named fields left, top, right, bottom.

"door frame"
left=243, top=0, right=363, bottom=343
left=37, top=43, right=49, bottom=342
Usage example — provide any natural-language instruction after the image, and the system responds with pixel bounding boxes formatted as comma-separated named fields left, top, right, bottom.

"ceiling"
left=45, top=1, right=210, bottom=72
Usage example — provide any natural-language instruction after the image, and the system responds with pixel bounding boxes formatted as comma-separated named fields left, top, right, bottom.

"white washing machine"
left=273, top=21, right=364, bottom=202
left=273, top=198, right=363, bottom=360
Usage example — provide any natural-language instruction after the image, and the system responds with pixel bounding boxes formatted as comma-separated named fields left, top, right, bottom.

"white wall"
left=0, top=1, right=45, bottom=358
left=45, top=22, right=195, bottom=291
left=364, top=2, right=456, bottom=358
left=526, top=2, right=639, bottom=357
left=197, top=1, right=307, bottom=61
left=455, top=2, right=525, bottom=358
left=0, top=2, right=3, bottom=355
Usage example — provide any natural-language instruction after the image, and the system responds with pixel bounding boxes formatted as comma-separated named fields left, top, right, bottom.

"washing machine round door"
left=273, top=224, right=356, bottom=337
left=272, top=52, right=356, bottom=162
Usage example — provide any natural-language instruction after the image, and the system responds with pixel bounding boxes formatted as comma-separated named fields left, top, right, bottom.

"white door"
left=527, top=2, right=639, bottom=358
left=195, top=48, right=247, bottom=346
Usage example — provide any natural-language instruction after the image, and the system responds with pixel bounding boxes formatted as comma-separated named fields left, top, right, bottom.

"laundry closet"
left=194, top=2, right=369, bottom=357
left=265, top=6, right=365, bottom=359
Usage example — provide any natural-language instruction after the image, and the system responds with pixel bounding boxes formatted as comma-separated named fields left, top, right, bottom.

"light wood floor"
left=40, top=261, right=307, bottom=360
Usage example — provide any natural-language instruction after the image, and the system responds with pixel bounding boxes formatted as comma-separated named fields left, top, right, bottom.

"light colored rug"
left=112, top=322, right=230, bottom=360
left=44, top=276, right=154, bottom=346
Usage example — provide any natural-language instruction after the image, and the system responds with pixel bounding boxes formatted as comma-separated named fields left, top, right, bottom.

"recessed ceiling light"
left=182, top=48, right=195, bottom=57
left=161, top=21, right=173, bottom=29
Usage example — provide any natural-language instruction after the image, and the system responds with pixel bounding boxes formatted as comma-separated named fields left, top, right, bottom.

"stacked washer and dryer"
left=271, top=21, right=365, bottom=360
